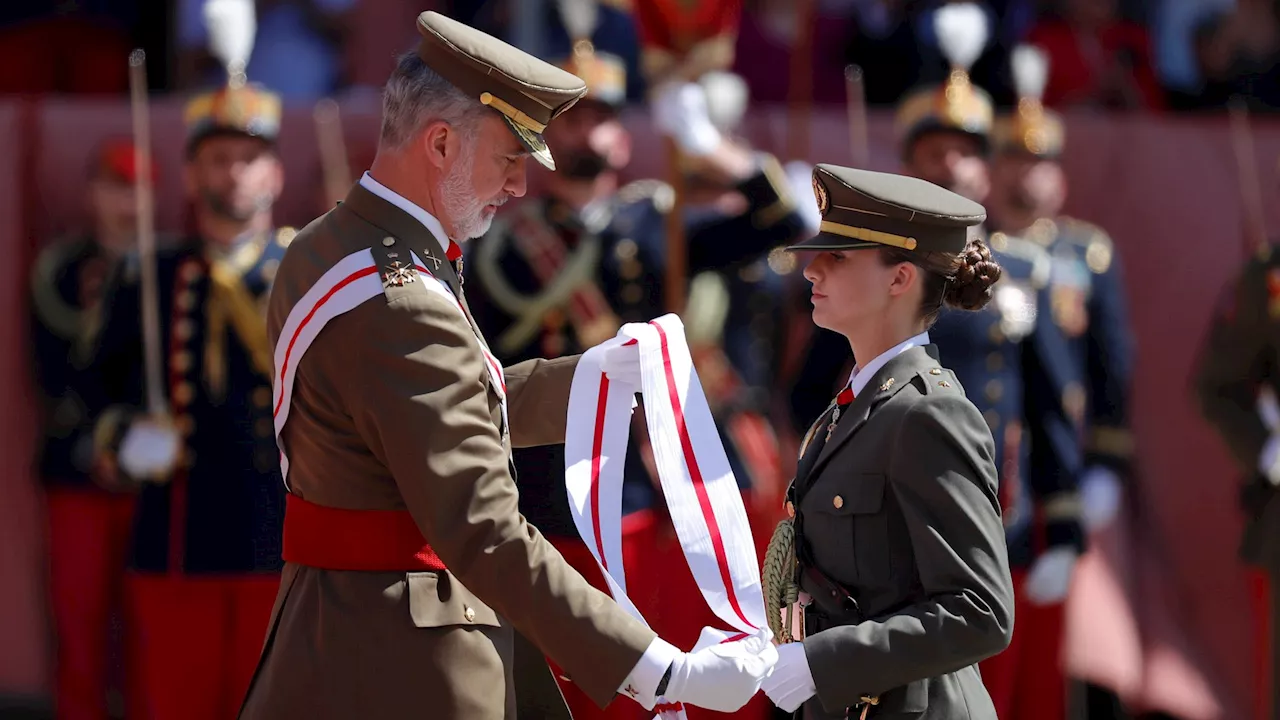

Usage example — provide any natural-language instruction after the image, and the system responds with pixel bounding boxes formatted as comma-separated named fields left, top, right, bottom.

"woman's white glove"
left=761, top=641, right=816, bottom=713
left=664, top=628, right=778, bottom=712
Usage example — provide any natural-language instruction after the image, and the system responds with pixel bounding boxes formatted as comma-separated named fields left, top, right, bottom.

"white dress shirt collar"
left=358, top=171, right=456, bottom=258
left=847, top=331, right=931, bottom=397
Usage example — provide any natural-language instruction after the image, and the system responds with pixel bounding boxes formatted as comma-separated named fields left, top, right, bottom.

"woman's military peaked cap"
left=788, top=164, right=986, bottom=255
left=416, top=11, right=588, bottom=171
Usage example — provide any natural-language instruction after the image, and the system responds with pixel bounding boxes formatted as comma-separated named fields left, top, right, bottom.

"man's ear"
left=421, top=121, right=453, bottom=170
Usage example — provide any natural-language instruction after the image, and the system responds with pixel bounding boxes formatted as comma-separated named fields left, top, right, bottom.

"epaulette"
left=617, top=178, right=675, bottom=214
left=31, top=237, right=95, bottom=342
left=369, top=234, right=429, bottom=304
left=916, top=365, right=963, bottom=397
left=1057, top=216, right=1115, bottom=275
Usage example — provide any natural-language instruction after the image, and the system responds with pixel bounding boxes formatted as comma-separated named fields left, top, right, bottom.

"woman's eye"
left=829, top=252, right=844, bottom=262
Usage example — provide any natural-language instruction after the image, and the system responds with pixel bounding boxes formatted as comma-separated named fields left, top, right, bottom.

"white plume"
left=934, top=2, right=988, bottom=72
left=1011, top=44, right=1049, bottom=101
left=700, top=70, right=750, bottom=132
left=204, top=0, right=256, bottom=74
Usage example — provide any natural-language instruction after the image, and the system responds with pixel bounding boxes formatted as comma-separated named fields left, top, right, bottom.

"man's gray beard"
left=440, top=137, right=494, bottom=241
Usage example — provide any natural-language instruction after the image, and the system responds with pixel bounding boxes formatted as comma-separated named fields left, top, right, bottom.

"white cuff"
left=619, top=637, right=681, bottom=710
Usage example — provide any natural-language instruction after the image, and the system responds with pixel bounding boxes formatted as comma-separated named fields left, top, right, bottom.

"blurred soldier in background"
left=464, top=21, right=808, bottom=720
left=79, top=65, right=292, bottom=720
left=32, top=138, right=155, bottom=720
left=984, top=43, right=1136, bottom=720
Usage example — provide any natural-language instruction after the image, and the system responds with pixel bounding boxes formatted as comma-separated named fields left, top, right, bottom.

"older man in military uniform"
left=462, top=34, right=805, bottom=720
left=32, top=138, right=155, bottom=720
left=240, top=13, right=776, bottom=720
left=979, top=45, right=1136, bottom=720
left=80, top=75, right=293, bottom=720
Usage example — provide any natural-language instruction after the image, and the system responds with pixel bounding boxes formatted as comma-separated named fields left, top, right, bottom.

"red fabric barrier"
left=8, top=100, right=1280, bottom=717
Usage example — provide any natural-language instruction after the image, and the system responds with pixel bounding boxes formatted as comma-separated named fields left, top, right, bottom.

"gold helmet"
left=184, top=0, right=281, bottom=155
left=992, top=44, right=1064, bottom=159
left=895, top=2, right=994, bottom=156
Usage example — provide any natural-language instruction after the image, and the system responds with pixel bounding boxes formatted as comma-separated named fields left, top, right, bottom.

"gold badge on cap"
left=813, top=175, right=829, bottom=216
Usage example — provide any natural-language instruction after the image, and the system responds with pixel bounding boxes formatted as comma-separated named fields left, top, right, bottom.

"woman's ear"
left=887, top=260, right=917, bottom=299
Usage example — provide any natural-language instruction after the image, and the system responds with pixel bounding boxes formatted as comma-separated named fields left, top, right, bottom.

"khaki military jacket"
left=239, top=183, right=655, bottom=719
left=791, top=345, right=1014, bottom=719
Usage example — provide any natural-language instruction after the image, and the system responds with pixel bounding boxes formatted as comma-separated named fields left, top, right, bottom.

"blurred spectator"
left=1151, top=0, right=1234, bottom=95
left=1026, top=0, right=1165, bottom=110
left=1166, top=9, right=1242, bottom=110
left=1217, top=0, right=1280, bottom=109
left=732, top=0, right=856, bottom=105
left=175, top=0, right=355, bottom=100
left=0, top=1, right=138, bottom=95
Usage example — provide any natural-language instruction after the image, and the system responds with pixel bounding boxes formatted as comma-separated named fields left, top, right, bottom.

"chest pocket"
left=802, top=472, right=892, bottom=586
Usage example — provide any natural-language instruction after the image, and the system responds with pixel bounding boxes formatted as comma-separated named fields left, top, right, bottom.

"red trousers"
left=124, top=574, right=280, bottom=720
left=44, top=488, right=136, bottom=720
left=978, top=568, right=1066, bottom=720
left=546, top=506, right=773, bottom=720
left=1250, top=569, right=1274, bottom=720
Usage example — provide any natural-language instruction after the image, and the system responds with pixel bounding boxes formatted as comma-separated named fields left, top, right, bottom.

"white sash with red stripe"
left=272, top=247, right=506, bottom=487
left=564, top=314, right=767, bottom=717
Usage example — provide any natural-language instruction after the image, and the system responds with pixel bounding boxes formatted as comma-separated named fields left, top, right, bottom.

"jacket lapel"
left=799, top=345, right=942, bottom=488
left=339, top=183, right=464, bottom=300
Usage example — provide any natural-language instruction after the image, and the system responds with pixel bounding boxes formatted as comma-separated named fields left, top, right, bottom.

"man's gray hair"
left=380, top=50, right=490, bottom=151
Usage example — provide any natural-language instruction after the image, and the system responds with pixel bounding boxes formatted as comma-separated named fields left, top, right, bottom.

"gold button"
left=277, top=227, right=297, bottom=247
left=175, top=291, right=196, bottom=311
left=988, top=324, right=1004, bottom=343
left=175, top=319, right=195, bottom=341
left=619, top=259, right=642, bottom=280
left=172, top=350, right=192, bottom=372
left=832, top=495, right=844, bottom=510
left=173, top=382, right=195, bottom=406
left=929, top=368, right=942, bottom=376
left=463, top=606, right=476, bottom=623
left=176, top=414, right=195, bottom=436
left=785, top=500, right=795, bottom=518
left=938, top=380, right=952, bottom=388
left=181, top=261, right=203, bottom=282
left=986, top=353, right=1004, bottom=372
left=253, top=387, right=272, bottom=408
left=382, top=237, right=396, bottom=247
left=615, top=239, right=638, bottom=260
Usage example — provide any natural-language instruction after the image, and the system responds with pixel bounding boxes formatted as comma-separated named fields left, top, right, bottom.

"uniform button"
left=175, top=318, right=196, bottom=341
left=177, top=415, right=195, bottom=436
left=832, top=495, right=844, bottom=510
left=621, top=285, right=643, bottom=304
left=255, top=418, right=274, bottom=437
left=173, top=382, right=195, bottom=406
left=938, top=380, right=952, bottom=388
left=253, top=387, right=272, bottom=408
left=929, top=368, right=942, bottom=376
left=984, top=380, right=1003, bottom=401
left=172, top=350, right=193, bottom=372
left=382, top=236, right=396, bottom=247
left=181, top=261, right=204, bottom=282
left=619, top=259, right=642, bottom=280
left=988, top=325, right=1004, bottom=343
left=464, top=606, right=476, bottom=623
left=785, top=500, right=795, bottom=518
left=176, top=291, right=196, bottom=311
left=986, top=353, right=1003, bottom=372
left=614, top=239, right=638, bottom=260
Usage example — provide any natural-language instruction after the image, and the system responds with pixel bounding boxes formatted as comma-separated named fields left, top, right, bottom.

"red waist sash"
left=282, top=494, right=447, bottom=572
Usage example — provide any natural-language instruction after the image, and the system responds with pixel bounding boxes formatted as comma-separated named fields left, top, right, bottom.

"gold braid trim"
left=762, top=518, right=801, bottom=643
left=208, top=261, right=275, bottom=396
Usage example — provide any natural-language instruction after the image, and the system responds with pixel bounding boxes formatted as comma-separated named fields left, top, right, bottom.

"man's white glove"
left=1260, top=434, right=1280, bottom=485
left=1080, top=467, right=1122, bottom=532
left=600, top=342, right=642, bottom=388
left=761, top=642, right=816, bottom=713
left=651, top=82, right=722, bottom=157
left=664, top=628, right=778, bottom=713
left=1022, top=546, right=1078, bottom=606
left=118, top=417, right=182, bottom=481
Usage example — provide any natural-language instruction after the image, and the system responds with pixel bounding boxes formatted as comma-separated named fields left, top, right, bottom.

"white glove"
left=664, top=628, right=778, bottom=713
left=600, top=342, right=642, bottom=388
left=1022, top=546, right=1078, bottom=606
left=1260, top=434, right=1280, bottom=485
left=761, top=642, right=816, bottom=713
left=118, top=417, right=182, bottom=480
left=1080, top=467, right=1122, bottom=532
left=651, top=82, right=722, bottom=157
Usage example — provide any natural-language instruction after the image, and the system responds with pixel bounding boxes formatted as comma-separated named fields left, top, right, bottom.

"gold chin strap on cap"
left=819, top=220, right=918, bottom=251
left=479, top=92, right=547, bottom=133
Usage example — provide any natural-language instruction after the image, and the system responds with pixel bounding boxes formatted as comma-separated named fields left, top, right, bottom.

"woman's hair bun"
left=944, top=237, right=1002, bottom=312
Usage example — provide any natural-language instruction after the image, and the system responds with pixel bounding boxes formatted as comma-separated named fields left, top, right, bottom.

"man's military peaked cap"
left=416, top=11, right=588, bottom=171
left=788, top=164, right=986, bottom=255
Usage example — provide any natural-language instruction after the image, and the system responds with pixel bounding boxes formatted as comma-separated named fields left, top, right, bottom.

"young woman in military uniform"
left=760, top=164, right=1015, bottom=720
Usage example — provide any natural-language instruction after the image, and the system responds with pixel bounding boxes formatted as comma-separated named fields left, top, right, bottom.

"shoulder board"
left=617, top=179, right=675, bottom=213
left=1057, top=217, right=1115, bottom=274
left=914, top=365, right=963, bottom=397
